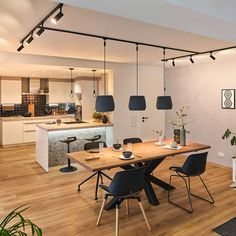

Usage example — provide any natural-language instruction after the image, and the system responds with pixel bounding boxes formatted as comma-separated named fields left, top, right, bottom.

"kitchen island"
left=36, top=121, right=113, bottom=172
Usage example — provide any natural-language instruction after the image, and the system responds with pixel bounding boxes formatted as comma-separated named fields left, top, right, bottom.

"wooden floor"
left=0, top=145, right=235, bottom=236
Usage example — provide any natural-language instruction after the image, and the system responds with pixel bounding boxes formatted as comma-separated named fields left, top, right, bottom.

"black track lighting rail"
left=17, top=3, right=236, bottom=66
left=163, top=45, right=236, bottom=62
left=19, top=3, right=63, bottom=44
left=39, top=26, right=198, bottom=54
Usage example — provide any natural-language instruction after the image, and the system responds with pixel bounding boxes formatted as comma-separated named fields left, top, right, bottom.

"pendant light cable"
left=69, top=67, right=74, bottom=98
left=103, top=39, right=106, bottom=95
left=136, top=44, right=139, bottom=95
left=163, top=48, right=166, bottom=93
left=92, top=69, right=96, bottom=97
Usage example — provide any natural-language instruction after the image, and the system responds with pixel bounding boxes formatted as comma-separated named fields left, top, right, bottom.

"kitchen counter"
left=37, top=121, right=113, bottom=132
left=0, top=114, right=74, bottom=121
left=36, top=121, right=113, bottom=172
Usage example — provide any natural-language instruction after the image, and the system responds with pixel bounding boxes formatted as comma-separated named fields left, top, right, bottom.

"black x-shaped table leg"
left=104, top=157, right=175, bottom=210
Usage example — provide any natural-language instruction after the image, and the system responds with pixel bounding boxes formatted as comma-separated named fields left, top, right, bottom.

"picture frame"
left=221, top=89, right=235, bottom=109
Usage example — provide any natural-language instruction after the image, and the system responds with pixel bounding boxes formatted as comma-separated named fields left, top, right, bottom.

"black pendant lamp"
left=69, top=67, right=74, bottom=98
left=129, top=44, right=146, bottom=110
left=92, top=69, right=96, bottom=97
left=95, top=39, right=115, bottom=112
left=156, top=48, right=173, bottom=110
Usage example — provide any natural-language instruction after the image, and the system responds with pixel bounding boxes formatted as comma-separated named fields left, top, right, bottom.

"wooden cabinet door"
left=1, top=78, right=22, bottom=104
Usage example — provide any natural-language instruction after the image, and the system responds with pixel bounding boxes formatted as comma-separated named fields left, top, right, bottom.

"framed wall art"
left=221, top=89, right=235, bottom=109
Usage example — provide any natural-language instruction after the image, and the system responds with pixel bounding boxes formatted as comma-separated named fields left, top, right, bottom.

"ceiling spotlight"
left=35, top=27, right=45, bottom=37
left=210, top=52, right=216, bottom=60
left=51, top=7, right=64, bottom=24
left=17, top=44, right=24, bottom=52
left=172, top=59, right=175, bottom=67
left=190, top=56, right=194, bottom=63
left=25, top=34, right=34, bottom=45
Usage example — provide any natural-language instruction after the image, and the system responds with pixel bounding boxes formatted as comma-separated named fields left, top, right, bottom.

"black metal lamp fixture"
left=156, top=48, right=173, bottom=110
left=210, top=52, right=216, bottom=60
left=26, top=34, right=34, bottom=45
left=190, top=56, right=194, bottom=64
left=128, top=44, right=146, bottom=111
left=95, top=39, right=115, bottom=112
left=69, top=67, right=74, bottom=98
left=51, top=5, right=64, bottom=24
left=92, top=69, right=96, bottom=97
left=35, top=24, right=45, bottom=37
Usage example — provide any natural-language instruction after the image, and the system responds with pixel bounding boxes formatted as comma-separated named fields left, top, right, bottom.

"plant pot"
left=174, top=129, right=180, bottom=144
left=101, top=115, right=108, bottom=124
left=180, top=128, right=186, bottom=146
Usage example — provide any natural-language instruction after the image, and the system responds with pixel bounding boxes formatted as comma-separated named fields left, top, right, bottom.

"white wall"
left=165, top=58, right=236, bottom=167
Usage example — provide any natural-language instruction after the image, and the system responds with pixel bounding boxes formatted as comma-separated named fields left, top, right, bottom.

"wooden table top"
left=67, top=140, right=211, bottom=172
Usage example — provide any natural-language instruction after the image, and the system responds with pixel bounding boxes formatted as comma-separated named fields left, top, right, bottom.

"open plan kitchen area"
left=1, top=1, right=236, bottom=236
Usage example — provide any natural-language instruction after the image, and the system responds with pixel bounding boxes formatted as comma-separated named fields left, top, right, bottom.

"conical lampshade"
left=156, top=96, right=172, bottom=110
left=95, top=95, right=115, bottom=112
left=129, top=95, right=146, bottom=111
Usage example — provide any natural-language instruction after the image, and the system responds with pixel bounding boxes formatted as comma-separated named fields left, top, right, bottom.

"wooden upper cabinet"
left=0, top=77, right=22, bottom=104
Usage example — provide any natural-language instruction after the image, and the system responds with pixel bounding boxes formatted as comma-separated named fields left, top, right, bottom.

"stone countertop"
left=0, top=114, right=74, bottom=121
left=37, top=121, right=113, bottom=132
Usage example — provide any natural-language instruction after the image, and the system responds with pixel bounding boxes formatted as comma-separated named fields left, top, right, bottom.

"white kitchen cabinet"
left=1, top=120, right=23, bottom=145
left=0, top=77, right=22, bottom=104
left=48, top=80, right=74, bottom=103
left=23, top=119, right=51, bottom=143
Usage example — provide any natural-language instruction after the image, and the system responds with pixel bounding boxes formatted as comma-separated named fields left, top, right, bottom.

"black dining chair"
left=77, top=141, right=112, bottom=200
left=123, top=137, right=142, bottom=145
left=96, top=166, right=151, bottom=236
left=168, top=152, right=214, bottom=213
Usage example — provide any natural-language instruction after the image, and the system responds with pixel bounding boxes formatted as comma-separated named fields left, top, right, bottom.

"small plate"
left=113, top=147, right=124, bottom=152
left=155, top=142, right=165, bottom=146
left=119, top=155, right=134, bottom=160
left=162, top=145, right=183, bottom=150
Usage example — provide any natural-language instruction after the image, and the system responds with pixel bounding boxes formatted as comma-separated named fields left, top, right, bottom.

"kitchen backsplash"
left=0, top=101, right=76, bottom=117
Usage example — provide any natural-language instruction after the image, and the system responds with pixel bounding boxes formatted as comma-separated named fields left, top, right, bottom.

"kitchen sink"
left=63, top=121, right=89, bottom=124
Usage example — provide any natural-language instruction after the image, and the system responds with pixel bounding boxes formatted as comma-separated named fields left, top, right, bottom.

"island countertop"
left=37, top=121, right=113, bottom=132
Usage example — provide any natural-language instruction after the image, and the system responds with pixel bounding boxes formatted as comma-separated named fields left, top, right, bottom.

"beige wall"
left=165, top=59, right=236, bottom=167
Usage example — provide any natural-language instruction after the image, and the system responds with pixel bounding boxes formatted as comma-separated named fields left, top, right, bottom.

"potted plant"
left=153, top=129, right=163, bottom=144
left=92, top=112, right=103, bottom=122
left=171, top=106, right=190, bottom=146
left=222, top=129, right=236, bottom=187
left=0, top=205, right=42, bottom=236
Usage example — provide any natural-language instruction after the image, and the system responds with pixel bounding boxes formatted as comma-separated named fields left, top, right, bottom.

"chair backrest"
left=84, top=141, right=107, bottom=150
left=182, top=152, right=208, bottom=176
left=123, top=137, right=142, bottom=145
left=109, top=167, right=145, bottom=197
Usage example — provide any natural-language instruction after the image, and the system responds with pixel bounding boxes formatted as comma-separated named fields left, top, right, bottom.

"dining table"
left=67, top=140, right=210, bottom=209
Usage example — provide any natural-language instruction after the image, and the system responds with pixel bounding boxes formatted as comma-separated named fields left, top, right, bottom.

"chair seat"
left=60, top=136, right=77, bottom=144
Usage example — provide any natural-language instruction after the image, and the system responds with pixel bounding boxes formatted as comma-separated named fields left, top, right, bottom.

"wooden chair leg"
left=116, top=205, right=119, bottom=236
left=125, top=199, right=129, bottom=216
left=96, top=197, right=106, bottom=226
left=138, top=202, right=151, bottom=231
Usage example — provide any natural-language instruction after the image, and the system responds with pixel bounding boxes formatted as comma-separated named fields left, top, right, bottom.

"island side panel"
left=105, top=126, right=114, bottom=147
left=36, top=127, right=49, bottom=172
left=48, top=127, right=107, bottom=167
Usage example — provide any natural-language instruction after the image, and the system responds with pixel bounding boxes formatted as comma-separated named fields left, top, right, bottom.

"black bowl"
left=122, top=151, right=132, bottom=158
left=113, top=143, right=122, bottom=150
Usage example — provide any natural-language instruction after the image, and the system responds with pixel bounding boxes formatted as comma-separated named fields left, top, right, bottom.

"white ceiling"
left=0, top=0, right=236, bottom=78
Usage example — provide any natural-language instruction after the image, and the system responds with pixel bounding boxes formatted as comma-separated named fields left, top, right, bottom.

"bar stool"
left=85, top=135, right=101, bottom=143
left=59, top=136, right=77, bottom=173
